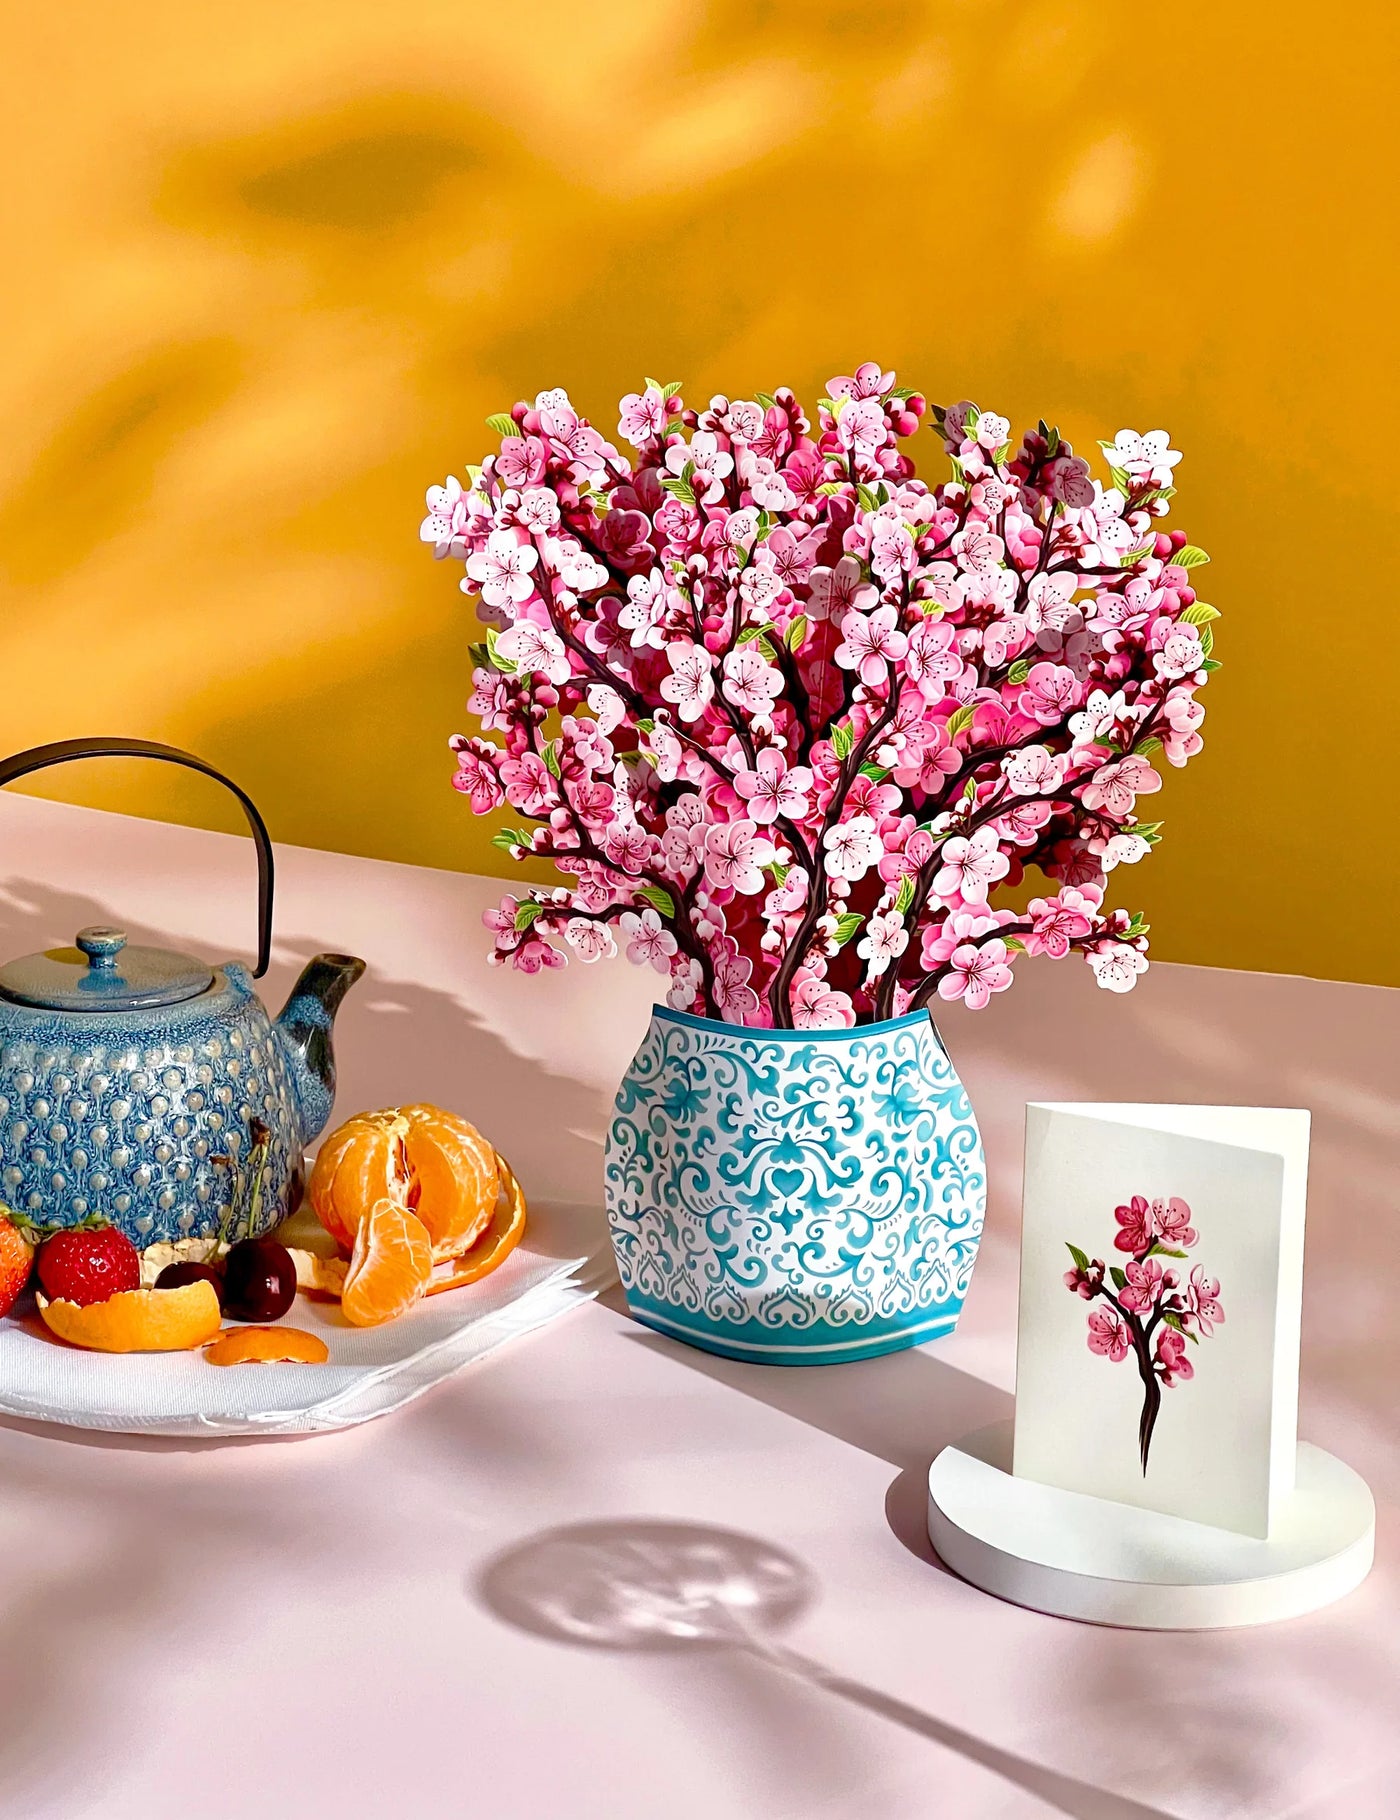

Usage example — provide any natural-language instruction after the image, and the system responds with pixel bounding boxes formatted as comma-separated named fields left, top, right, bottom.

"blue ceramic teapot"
left=0, top=739, right=365, bottom=1249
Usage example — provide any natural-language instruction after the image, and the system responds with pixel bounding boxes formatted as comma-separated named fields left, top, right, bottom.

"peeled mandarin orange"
left=308, top=1104, right=500, bottom=1263
left=340, top=1198, right=433, bottom=1327
left=426, top=1155, right=527, bottom=1297
left=37, top=1280, right=222, bottom=1353
left=205, top=1325, right=329, bottom=1365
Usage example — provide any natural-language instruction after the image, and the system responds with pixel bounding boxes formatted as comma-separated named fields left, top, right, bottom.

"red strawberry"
left=0, top=1215, right=34, bottom=1319
left=36, top=1225, right=141, bottom=1308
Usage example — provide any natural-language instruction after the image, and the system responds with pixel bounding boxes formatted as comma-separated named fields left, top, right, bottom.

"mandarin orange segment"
left=205, top=1325, right=330, bottom=1366
left=36, top=1281, right=222, bottom=1353
left=426, top=1153, right=527, bottom=1296
left=340, top=1198, right=433, bottom=1327
left=400, top=1104, right=499, bottom=1261
left=307, top=1110, right=409, bottom=1253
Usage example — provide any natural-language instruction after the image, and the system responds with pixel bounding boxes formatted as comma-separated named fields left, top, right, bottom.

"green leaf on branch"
left=1110, top=1266, right=1127, bottom=1290
left=636, top=885, right=676, bottom=919
left=541, top=740, right=561, bottom=779
left=946, top=703, right=976, bottom=738
left=1147, top=1243, right=1188, bottom=1260
left=754, top=391, right=777, bottom=411
left=1134, top=736, right=1162, bottom=757
left=486, top=626, right=517, bottom=674
left=485, top=412, right=517, bottom=439
left=660, top=474, right=696, bottom=506
left=1162, top=1309, right=1199, bottom=1343
left=490, top=830, right=520, bottom=853
left=1174, top=545, right=1210, bottom=568
left=1046, top=426, right=1060, bottom=457
left=737, top=623, right=774, bottom=643
left=1140, top=485, right=1175, bottom=504
left=513, top=900, right=544, bottom=931
left=894, top=875, right=916, bottom=916
left=856, top=484, right=881, bottom=513
left=830, top=721, right=855, bottom=759
left=662, top=380, right=684, bottom=400
left=1006, top=658, right=1032, bottom=686
left=1002, top=935, right=1026, bottom=953
left=1109, top=464, right=1133, bottom=492
left=964, top=405, right=981, bottom=430
left=832, top=911, right=864, bottom=948
left=1120, top=545, right=1154, bottom=567
left=766, top=861, right=790, bottom=888
left=467, top=642, right=491, bottom=670
left=816, top=480, right=845, bottom=497
left=859, top=763, right=891, bottom=782
left=1200, top=657, right=1223, bottom=672
left=1198, top=624, right=1215, bottom=659
left=786, top=615, right=809, bottom=652
left=636, top=717, right=655, bottom=734
left=1066, top=1243, right=1090, bottom=1272
left=1180, top=602, right=1221, bottom=624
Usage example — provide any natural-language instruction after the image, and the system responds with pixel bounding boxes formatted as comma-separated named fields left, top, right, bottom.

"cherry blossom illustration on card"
left=1064, top=1194, right=1225, bottom=1473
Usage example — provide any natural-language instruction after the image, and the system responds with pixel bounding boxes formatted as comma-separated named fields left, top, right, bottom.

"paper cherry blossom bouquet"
left=421, top=366, right=1217, bottom=1033
left=418, top=367, right=1219, bottom=1366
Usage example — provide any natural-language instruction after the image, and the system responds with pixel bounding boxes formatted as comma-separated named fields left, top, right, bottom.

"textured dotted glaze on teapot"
left=0, top=961, right=352, bottom=1246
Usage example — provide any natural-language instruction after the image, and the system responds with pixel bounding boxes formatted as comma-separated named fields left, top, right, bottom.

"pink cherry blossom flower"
left=1088, top=942, right=1149, bottom=993
left=482, top=896, right=523, bottom=953
left=494, top=621, right=569, bottom=684
left=1064, top=1259, right=1105, bottom=1299
left=1025, top=891, right=1094, bottom=959
left=1087, top=1307, right=1131, bottom=1363
left=952, top=523, right=1005, bottom=575
left=563, top=918, right=618, bottom=963
left=722, top=646, right=784, bottom=717
left=704, top=820, right=772, bottom=895
left=1152, top=1196, right=1198, bottom=1250
left=792, top=972, right=857, bottom=1028
left=660, top=643, right=716, bottom=722
left=618, top=385, right=668, bottom=446
left=835, top=604, right=908, bottom=686
left=1018, top=662, right=1080, bottom=726
left=733, top=748, right=813, bottom=824
left=451, top=744, right=503, bottom=812
left=1080, top=754, right=1162, bottom=818
left=1185, top=1263, right=1225, bottom=1335
left=822, top=814, right=883, bottom=882
left=856, top=911, right=908, bottom=978
left=936, top=938, right=1013, bottom=1010
left=1120, top=1256, right=1173, bottom=1313
left=510, top=935, right=566, bottom=974
left=904, top=619, right=964, bottom=697
left=1114, top=1195, right=1155, bottom=1257
left=829, top=362, right=892, bottom=401
left=494, top=435, right=547, bottom=489
left=1001, top=744, right=1063, bottom=797
left=1155, top=1327, right=1194, bottom=1386
left=603, top=823, right=656, bottom=875
left=421, top=475, right=474, bottom=556
left=1154, top=625, right=1205, bottom=680
left=1109, top=429, right=1182, bottom=486
left=932, top=826, right=1010, bottom=903
left=618, top=907, right=678, bottom=973
left=466, top=530, right=539, bottom=608
left=666, top=430, right=733, bottom=504
left=807, top=555, right=876, bottom=623
left=500, top=752, right=554, bottom=816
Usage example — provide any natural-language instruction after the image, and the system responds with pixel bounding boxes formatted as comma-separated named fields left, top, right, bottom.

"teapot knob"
left=76, top=926, right=128, bottom=972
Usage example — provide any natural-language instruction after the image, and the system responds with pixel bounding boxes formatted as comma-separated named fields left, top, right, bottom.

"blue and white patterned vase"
left=604, top=1006, right=986, bottom=1365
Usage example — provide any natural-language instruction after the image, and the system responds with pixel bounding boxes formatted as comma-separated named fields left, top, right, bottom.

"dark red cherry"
left=154, top=1259, right=225, bottom=1303
left=222, top=1238, right=297, bottom=1323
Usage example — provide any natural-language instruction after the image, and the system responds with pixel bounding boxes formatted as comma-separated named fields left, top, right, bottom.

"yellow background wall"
left=1, top=2, right=1395, bottom=986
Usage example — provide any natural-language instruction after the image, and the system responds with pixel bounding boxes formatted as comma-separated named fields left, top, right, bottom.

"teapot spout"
left=274, top=953, right=366, bottom=1148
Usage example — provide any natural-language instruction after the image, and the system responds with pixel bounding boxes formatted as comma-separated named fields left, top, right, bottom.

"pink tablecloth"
left=0, top=794, right=1395, bottom=1820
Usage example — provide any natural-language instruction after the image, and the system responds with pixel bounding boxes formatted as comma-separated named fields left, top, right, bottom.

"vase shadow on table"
left=620, top=1326, right=1010, bottom=1571
left=475, top=1517, right=1173, bottom=1820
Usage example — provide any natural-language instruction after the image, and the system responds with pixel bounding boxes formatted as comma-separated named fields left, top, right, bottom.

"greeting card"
left=1012, top=1103, right=1310, bottom=1540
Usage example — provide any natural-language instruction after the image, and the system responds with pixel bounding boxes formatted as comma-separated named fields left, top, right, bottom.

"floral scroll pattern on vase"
left=604, top=1006, right=984, bottom=1364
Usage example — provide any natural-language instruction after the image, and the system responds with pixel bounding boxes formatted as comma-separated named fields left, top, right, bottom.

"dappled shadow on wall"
left=476, top=1518, right=1171, bottom=1819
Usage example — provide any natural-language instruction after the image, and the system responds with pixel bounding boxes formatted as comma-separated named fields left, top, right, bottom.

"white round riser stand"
left=927, top=1420, right=1374, bottom=1630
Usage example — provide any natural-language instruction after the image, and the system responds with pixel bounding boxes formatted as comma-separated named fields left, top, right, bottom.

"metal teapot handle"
left=0, top=737, right=275, bottom=978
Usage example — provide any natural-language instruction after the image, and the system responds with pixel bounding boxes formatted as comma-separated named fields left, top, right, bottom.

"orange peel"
left=37, top=1281, right=222, bottom=1353
left=426, top=1154, right=527, bottom=1296
left=205, top=1325, right=330, bottom=1366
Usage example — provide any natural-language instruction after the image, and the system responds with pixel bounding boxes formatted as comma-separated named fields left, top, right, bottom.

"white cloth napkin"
left=0, top=1202, right=612, bottom=1438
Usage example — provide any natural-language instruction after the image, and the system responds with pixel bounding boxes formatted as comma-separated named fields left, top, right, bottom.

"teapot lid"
left=0, top=926, right=215, bottom=1012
